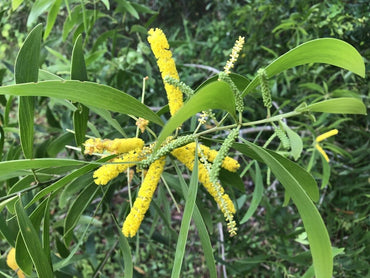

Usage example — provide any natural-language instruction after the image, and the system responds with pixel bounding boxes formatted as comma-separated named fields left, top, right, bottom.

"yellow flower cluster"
left=84, top=138, right=146, bottom=185
left=82, top=29, right=243, bottom=238
left=172, top=144, right=237, bottom=215
left=147, top=28, right=183, bottom=116
left=122, top=156, right=166, bottom=237
left=93, top=149, right=143, bottom=185
left=224, top=36, right=245, bottom=74
left=315, top=129, right=338, bottom=162
left=6, top=248, right=25, bottom=278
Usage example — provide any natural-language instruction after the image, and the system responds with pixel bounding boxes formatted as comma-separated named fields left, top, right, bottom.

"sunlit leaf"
left=298, top=98, right=366, bottom=115
left=0, top=81, right=163, bottom=126
left=243, top=38, right=365, bottom=96
left=156, top=81, right=236, bottom=149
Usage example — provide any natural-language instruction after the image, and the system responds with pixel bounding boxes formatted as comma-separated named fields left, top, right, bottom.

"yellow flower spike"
left=6, top=248, right=25, bottom=278
left=224, top=36, right=245, bottom=74
left=315, top=129, right=339, bottom=162
left=147, top=28, right=183, bottom=116
left=102, top=138, right=144, bottom=154
left=84, top=138, right=144, bottom=155
left=316, top=129, right=338, bottom=142
left=122, top=156, right=166, bottom=237
left=84, top=138, right=105, bottom=155
left=185, top=142, right=240, bottom=172
left=93, top=148, right=144, bottom=185
left=315, top=143, right=330, bottom=162
left=171, top=146, right=236, bottom=214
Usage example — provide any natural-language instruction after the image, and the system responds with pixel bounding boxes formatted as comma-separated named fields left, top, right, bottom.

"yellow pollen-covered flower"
left=84, top=138, right=144, bottom=155
left=84, top=138, right=105, bottom=155
left=316, top=129, right=338, bottom=143
left=171, top=145, right=236, bottom=214
left=185, top=142, right=240, bottom=172
left=6, top=248, right=25, bottom=278
left=136, top=118, right=149, bottom=133
left=93, top=148, right=144, bottom=185
left=147, top=28, right=183, bottom=116
left=224, top=36, right=245, bottom=74
left=315, top=143, right=330, bottom=162
left=315, top=129, right=338, bottom=162
left=122, top=156, right=166, bottom=237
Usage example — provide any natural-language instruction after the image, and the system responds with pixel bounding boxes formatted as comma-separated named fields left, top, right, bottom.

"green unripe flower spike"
left=141, top=134, right=196, bottom=168
left=218, top=72, right=244, bottom=113
left=257, top=68, right=272, bottom=111
left=275, top=126, right=290, bottom=150
left=164, top=75, right=194, bottom=97
left=210, top=127, right=240, bottom=184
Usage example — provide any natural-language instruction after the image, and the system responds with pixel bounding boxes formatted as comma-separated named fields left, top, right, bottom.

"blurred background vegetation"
left=0, top=0, right=369, bottom=277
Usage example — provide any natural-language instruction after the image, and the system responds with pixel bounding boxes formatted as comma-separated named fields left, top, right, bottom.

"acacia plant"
left=0, top=23, right=366, bottom=278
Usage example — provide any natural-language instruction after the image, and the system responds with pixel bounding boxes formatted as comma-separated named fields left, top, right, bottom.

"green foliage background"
left=0, top=0, right=368, bottom=277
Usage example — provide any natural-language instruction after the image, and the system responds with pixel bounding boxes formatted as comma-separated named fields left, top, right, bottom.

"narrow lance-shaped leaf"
left=64, top=182, right=99, bottom=245
left=238, top=141, right=332, bottom=278
left=15, top=197, right=49, bottom=275
left=172, top=164, right=217, bottom=278
left=14, top=200, right=54, bottom=277
left=243, top=38, right=365, bottom=96
left=0, top=158, right=85, bottom=180
left=71, top=34, right=89, bottom=149
left=240, top=162, right=264, bottom=224
left=15, top=23, right=42, bottom=158
left=297, top=97, right=366, bottom=115
left=44, top=0, right=62, bottom=40
left=0, top=81, right=164, bottom=126
left=171, top=146, right=199, bottom=278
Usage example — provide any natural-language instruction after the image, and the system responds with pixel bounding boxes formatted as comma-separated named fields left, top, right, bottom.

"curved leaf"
left=155, top=81, right=236, bottom=149
left=173, top=161, right=217, bottom=278
left=71, top=34, right=89, bottom=148
left=298, top=98, right=366, bottom=115
left=0, top=81, right=164, bottom=126
left=233, top=142, right=319, bottom=202
left=172, top=147, right=198, bottom=278
left=0, top=158, right=85, bottom=180
left=15, top=24, right=42, bottom=159
left=243, top=38, right=365, bottom=96
left=238, top=141, right=332, bottom=278
left=64, top=182, right=99, bottom=245
left=15, top=200, right=54, bottom=277
left=240, top=162, right=264, bottom=224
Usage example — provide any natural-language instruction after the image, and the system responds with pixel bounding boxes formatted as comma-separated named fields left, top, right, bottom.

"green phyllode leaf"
left=71, top=34, right=90, bottom=149
left=240, top=162, right=264, bottom=224
left=243, top=38, right=365, bottom=96
left=155, top=80, right=237, bottom=149
left=14, top=199, right=54, bottom=277
left=0, top=158, right=85, bottom=181
left=236, top=141, right=332, bottom=278
left=0, top=80, right=163, bottom=126
left=171, top=146, right=199, bottom=278
left=15, top=23, right=42, bottom=159
left=64, top=182, right=99, bottom=245
left=298, top=97, right=367, bottom=115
